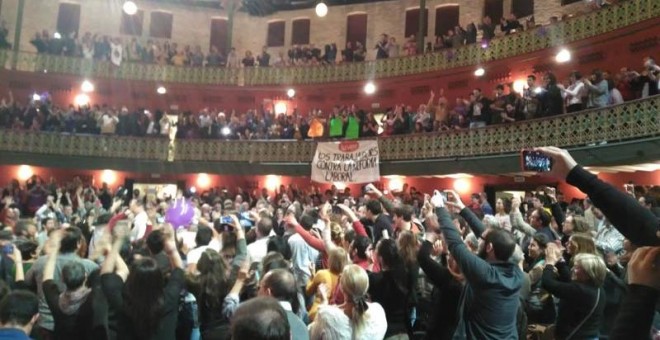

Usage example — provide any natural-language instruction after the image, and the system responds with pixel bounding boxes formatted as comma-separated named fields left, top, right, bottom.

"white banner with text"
left=311, top=140, right=380, bottom=184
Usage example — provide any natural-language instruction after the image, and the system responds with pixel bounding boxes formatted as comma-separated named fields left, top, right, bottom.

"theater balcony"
left=0, top=0, right=658, bottom=178
left=0, top=0, right=658, bottom=86
left=0, top=96, right=658, bottom=176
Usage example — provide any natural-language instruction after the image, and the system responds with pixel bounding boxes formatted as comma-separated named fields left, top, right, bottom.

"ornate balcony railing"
left=0, top=132, right=171, bottom=161
left=0, top=96, right=658, bottom=164
left=1, top=0, right=658, bottom=85
left=173, top=95, right=659, bottom=162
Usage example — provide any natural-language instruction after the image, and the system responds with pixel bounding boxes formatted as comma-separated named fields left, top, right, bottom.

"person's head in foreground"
left=231, top=296, right=290, bottom=340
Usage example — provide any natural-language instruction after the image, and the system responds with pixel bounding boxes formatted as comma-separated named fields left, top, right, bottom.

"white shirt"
left=610, top=88, right=623, bottom=105
left=563, top=82, right=585, bottom=105
left=101, top=114, right=118, bottom=127
left=309, top=302, right=387, bottom=340
left=130, top=211, right=148, bottom=241
left=247, top=237, right=270, bottom=264
left=187, top=245, right=212, bottom=265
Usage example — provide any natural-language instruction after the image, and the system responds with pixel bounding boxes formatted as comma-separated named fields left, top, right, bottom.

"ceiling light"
left=157, top=86, right=167, bottom=95
left=74, top=93, right=90, bottom=107
left=555, top=48, right=571, bottom=63
left=315, top=2, right=328, bottom=17
left=364, top=82, right=376, bottom=95
left=512, top=79, right=526, bottom=94
left=287, top=88, right=295, bottom=98
left=53, top=32, right=62, bottom=39
left=81, top=80, right=94, bottom=93
left=123, top=1, right=138, bottom=15
left=474, top=67, right=485, bottom=77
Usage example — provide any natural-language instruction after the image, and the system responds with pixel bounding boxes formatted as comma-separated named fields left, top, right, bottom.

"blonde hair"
left=340, top=265, right=370, bottom=330
left=328, top=247, right=349, bottom=275
left=329, top=222, right=344, bottom=246
left=570, top=233, right=598, bottom=256
left=574, top=253, right=607, bottom=287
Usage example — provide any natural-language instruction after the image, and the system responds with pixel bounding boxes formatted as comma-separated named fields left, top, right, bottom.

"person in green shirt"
left=344, top=112, right=360, bottom=139
left=328, top=113, right=344, bottom=139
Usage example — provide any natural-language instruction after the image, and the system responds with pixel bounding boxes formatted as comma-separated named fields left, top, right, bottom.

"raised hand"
left=627, top=247, right=660, bottom=290
left=430, top=190, right=445, bottom=208
left=533, top=147, right=579, bottom=180
left=44, top=230, right=64, bottom=255
left=444, top=189, right=466, bottom=210
left=283, top=212, right=298, bottom=227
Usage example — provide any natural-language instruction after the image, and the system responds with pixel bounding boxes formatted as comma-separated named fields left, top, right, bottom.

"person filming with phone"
left=524, top=146, right=660, bottom=339
left=431, top=188, right=524, bottom=339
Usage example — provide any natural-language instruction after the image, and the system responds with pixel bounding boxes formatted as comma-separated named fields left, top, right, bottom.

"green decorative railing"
left=173, top=96, right=659, bottom=162
left=1, top=0, right=658, bottom=85
left=0, top=132, right=171, bottom=161
left=0, top=96, right=658, bottom=163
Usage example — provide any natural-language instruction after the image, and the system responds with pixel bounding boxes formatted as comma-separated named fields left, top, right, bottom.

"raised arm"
left=42, top=230, right=64, bottom=282
left=284, top=213, right=325, bottom=253
left=337, top=204, right=368, bottom=237
left=417, top=231, right=453, bottom=287
left=510, top=197, right=537, bottom=237
left=444, top=189, right=486, bottom=238
left=536, top=147, right=659, bottom=246
left=435, top=201, right=494, bottom=286
left=366, top=183, right=395, bottom=215
left=609, top=247, right=660, bottom=340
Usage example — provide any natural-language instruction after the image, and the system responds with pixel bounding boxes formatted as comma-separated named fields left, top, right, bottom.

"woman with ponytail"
left=309, top=265, right=387, bottom=340
left=369, top=238, right=414, bottom=338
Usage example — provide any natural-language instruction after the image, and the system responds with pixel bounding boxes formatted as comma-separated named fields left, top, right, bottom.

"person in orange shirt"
left=307, top=110, right=325, bottom=138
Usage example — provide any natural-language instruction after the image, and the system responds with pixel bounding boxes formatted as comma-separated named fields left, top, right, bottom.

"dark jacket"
left=438, top=207, right=523, bottom=340
left=417, top=240, right=463, bottom=340
left=566, top=166, right=659, bottom=246
left=542, top=266, right=605, bottom=340
left=368, top=269, right=411, bottom=338
left=101, top=268, right=185, bottom=340
left=373, top=213, right=393, bottom=244
left=609, top=284, right=658, bottom=340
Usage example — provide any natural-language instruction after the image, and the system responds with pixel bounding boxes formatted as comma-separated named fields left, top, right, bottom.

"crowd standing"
left=0, top=146, right=659, bottom=340
left=0, top=56, right=657, bottom=141
left=7, top=0, right=619, bottom=68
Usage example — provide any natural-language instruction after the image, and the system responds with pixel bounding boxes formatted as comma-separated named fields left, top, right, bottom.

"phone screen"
left=2, top=244, right=13, bottom=255
left=521, top=150, right=553, bottom=172
left=221, top=216, right=233, bottom=224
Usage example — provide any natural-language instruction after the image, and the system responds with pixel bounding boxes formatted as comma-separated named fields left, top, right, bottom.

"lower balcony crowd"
left=0, top=146, right=659, bottom=339
left=1, top=56, right=658, bottom=140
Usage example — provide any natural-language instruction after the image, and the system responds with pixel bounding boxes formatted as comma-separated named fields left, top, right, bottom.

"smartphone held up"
left=521, top=150, right=553, bottom=172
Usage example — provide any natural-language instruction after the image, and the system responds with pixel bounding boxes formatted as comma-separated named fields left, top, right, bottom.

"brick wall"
left=1, top=0, right=590, bottom=57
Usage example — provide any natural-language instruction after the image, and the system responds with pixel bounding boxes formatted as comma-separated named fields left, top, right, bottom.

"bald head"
left=260, top=269, right=298, bottom=309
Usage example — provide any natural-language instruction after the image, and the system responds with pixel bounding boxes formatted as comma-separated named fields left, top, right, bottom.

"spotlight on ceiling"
left=287, top=88, right=296, bottom=98
left=474, top=67, right=485, bottom=77
left=81, top=80, right=94, bottom=93
left=364, top=82, right=376, bottom=95
left=157, top=86, right=167, bottom=95
left=315, top=2, right=328, bottom=17
left=555, top=48, right=571, bottom=63
left=123, top=1, right=138, bottom=15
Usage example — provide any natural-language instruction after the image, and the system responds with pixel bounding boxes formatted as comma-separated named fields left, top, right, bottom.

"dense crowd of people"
left=0, top=56, right=657, bottom=140
left=0, top=147, right=658, bottom=340
left=12, top=0, right=620, bottom=69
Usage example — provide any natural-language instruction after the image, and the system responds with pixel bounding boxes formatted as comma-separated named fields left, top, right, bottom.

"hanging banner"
left=311, top=140, right=380, bottom=184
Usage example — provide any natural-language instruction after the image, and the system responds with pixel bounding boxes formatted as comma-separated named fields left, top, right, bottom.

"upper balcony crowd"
left=0, top=56, right=657, bottom=141
left=0, top=1, right=617, bottom=69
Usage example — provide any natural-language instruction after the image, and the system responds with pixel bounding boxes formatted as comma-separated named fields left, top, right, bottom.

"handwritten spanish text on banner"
left=311, top=140, right=380, bottom=184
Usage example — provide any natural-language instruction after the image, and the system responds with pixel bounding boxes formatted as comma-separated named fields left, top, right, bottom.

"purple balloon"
left=165, top=198, right=195, bottom=230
